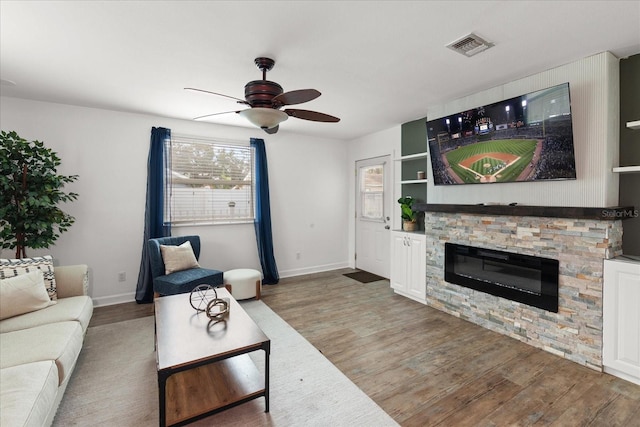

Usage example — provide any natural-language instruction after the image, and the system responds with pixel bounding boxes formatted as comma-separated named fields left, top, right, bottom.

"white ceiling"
left=1, top=1, right=639, bottom=140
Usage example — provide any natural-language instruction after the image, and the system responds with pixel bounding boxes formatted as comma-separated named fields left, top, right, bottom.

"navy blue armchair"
left=148, top=235, right=223, bottom=297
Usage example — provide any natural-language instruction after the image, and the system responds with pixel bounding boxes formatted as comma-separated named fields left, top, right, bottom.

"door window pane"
left=360, top=164, right=384, bottom=220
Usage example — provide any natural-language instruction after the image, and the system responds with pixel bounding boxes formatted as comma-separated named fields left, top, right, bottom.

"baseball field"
left=443, top=139, right=539, bottom=183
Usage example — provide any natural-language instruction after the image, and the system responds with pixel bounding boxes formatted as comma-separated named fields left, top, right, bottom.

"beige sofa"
left=0, top=265, right=93, bottom=427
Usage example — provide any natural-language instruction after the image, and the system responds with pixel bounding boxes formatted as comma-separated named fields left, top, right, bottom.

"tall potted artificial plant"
left=0, top=131, right=78, bottom=258
left=398, top=196, right=418, bottom=231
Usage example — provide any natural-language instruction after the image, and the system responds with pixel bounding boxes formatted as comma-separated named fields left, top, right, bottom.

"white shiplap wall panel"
left=427, top=52, right=619, bottom=207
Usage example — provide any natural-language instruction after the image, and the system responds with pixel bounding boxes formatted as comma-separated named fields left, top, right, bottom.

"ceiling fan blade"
left=284, top=109, right=340, bottom=123
left=193, top=110, right=241, bottom=121
left=184, top=87, right=249, bottom=105
left=263, top=125, right=279, bottom=135
left=272, top=89, right=321, bottom=106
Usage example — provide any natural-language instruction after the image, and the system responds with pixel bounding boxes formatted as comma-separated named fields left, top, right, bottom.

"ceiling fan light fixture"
left=187, top=58, right=338, bottom=131
left=239, top=108, right=288, bottom=129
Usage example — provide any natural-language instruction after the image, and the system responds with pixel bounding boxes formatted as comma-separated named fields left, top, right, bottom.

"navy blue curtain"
left=135, top=127, right=171, bottom=303
left=251, top=138, right=279, bottom=285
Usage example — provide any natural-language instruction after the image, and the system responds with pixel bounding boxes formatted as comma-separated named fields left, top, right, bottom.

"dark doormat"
left=343, top=270, right=386, bottom=283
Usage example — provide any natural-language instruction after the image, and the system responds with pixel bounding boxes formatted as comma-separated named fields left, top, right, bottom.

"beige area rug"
left=53, top=300, right=398, bottom=426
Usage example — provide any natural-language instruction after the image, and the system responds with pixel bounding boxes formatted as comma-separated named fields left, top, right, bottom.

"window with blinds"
left=165, top=136, right=255, bottom=225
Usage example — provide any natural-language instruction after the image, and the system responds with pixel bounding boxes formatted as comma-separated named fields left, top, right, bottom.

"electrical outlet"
left=118, top=272, right=126, bottom=282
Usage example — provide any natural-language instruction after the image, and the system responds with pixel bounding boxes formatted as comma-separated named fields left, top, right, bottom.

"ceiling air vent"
left=447, top=33, right=494, bottom=57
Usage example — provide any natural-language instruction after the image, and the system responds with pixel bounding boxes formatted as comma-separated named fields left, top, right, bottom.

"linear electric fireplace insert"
left=444, top=243, right=559, bottom=312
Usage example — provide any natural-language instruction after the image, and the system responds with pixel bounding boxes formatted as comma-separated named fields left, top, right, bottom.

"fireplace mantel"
left=414, top=203, right=635, bottom=221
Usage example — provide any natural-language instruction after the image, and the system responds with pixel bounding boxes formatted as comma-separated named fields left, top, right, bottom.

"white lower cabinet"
left=390, top=231, right=426, bottom=304
left=603, top=257, right=640, bottom=385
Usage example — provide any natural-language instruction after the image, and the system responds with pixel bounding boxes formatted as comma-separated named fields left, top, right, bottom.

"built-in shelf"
left=395, top=152, right=429, bottom=161
left=626, top=120, right=640, bottom=130
left=400, top=179, right=428, bottom=184
left=613, top=166, right=640, bottom=174
left=617, top=120, right=639, bottom=173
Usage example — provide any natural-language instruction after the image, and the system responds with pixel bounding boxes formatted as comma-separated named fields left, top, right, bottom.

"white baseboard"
left=90, top=262, right=350, bottom=306
left=393, top=289, right=426, bottom=305
left=278, top=262, right=350, bottom=279
left=603, top=366, right=640, bottom=386
left=92, top=291, right=137, bottom=307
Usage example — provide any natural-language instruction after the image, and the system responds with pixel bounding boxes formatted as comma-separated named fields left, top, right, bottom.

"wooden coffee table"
left=155, top=288, right=270, bottom=427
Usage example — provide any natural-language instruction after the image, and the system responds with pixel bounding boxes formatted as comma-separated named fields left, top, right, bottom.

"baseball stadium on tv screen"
left=426, top=83, right=577, bottom=186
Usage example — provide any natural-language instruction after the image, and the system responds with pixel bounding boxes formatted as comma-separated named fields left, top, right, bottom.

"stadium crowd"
left=428, top=116, right=575, bottom=184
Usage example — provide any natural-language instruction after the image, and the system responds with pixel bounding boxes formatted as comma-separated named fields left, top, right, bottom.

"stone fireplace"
left=418, top=204, right=628, bottom=371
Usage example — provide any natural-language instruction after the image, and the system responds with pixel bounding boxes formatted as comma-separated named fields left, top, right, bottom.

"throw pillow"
left=160, top=241, right=200, bottom=275
left=0, top=270, right=56, bottom=320
left=0, top=255, right=57, bottom=300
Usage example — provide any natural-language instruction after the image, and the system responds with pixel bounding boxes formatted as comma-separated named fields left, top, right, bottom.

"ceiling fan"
left=186, top=57, right=340, bottom=134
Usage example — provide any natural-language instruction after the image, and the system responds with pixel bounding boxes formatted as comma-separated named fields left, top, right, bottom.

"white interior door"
left=355, top=156, right=391, bottom=278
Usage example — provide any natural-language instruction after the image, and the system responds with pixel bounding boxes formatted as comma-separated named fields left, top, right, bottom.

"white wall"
left=1, top=53, right=622, bottom=305
left=426, top=52, right=620, bottom=207
left=342, top=53, right=623, bottom=277
left=346, top=126, right=401, bottom=268
left=0, top=97, right=349, bottom=305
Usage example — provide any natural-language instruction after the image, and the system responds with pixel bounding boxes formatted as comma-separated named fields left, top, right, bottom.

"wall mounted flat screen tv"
left=426, top=83, right=577, bottom=186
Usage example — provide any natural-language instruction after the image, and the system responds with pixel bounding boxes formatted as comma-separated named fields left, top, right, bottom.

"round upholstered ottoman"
left=223, top=269, right=262, bottom=300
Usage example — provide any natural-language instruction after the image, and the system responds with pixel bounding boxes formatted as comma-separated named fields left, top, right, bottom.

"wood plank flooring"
left=89, top=300, right=154, bottom=327
left=93, top=269, right=640, bottom=426
left=261, top=269, right=640, bottom=426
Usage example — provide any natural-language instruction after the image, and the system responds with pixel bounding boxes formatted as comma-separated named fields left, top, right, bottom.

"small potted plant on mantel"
left=398, top=196, right=418, bottom=231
